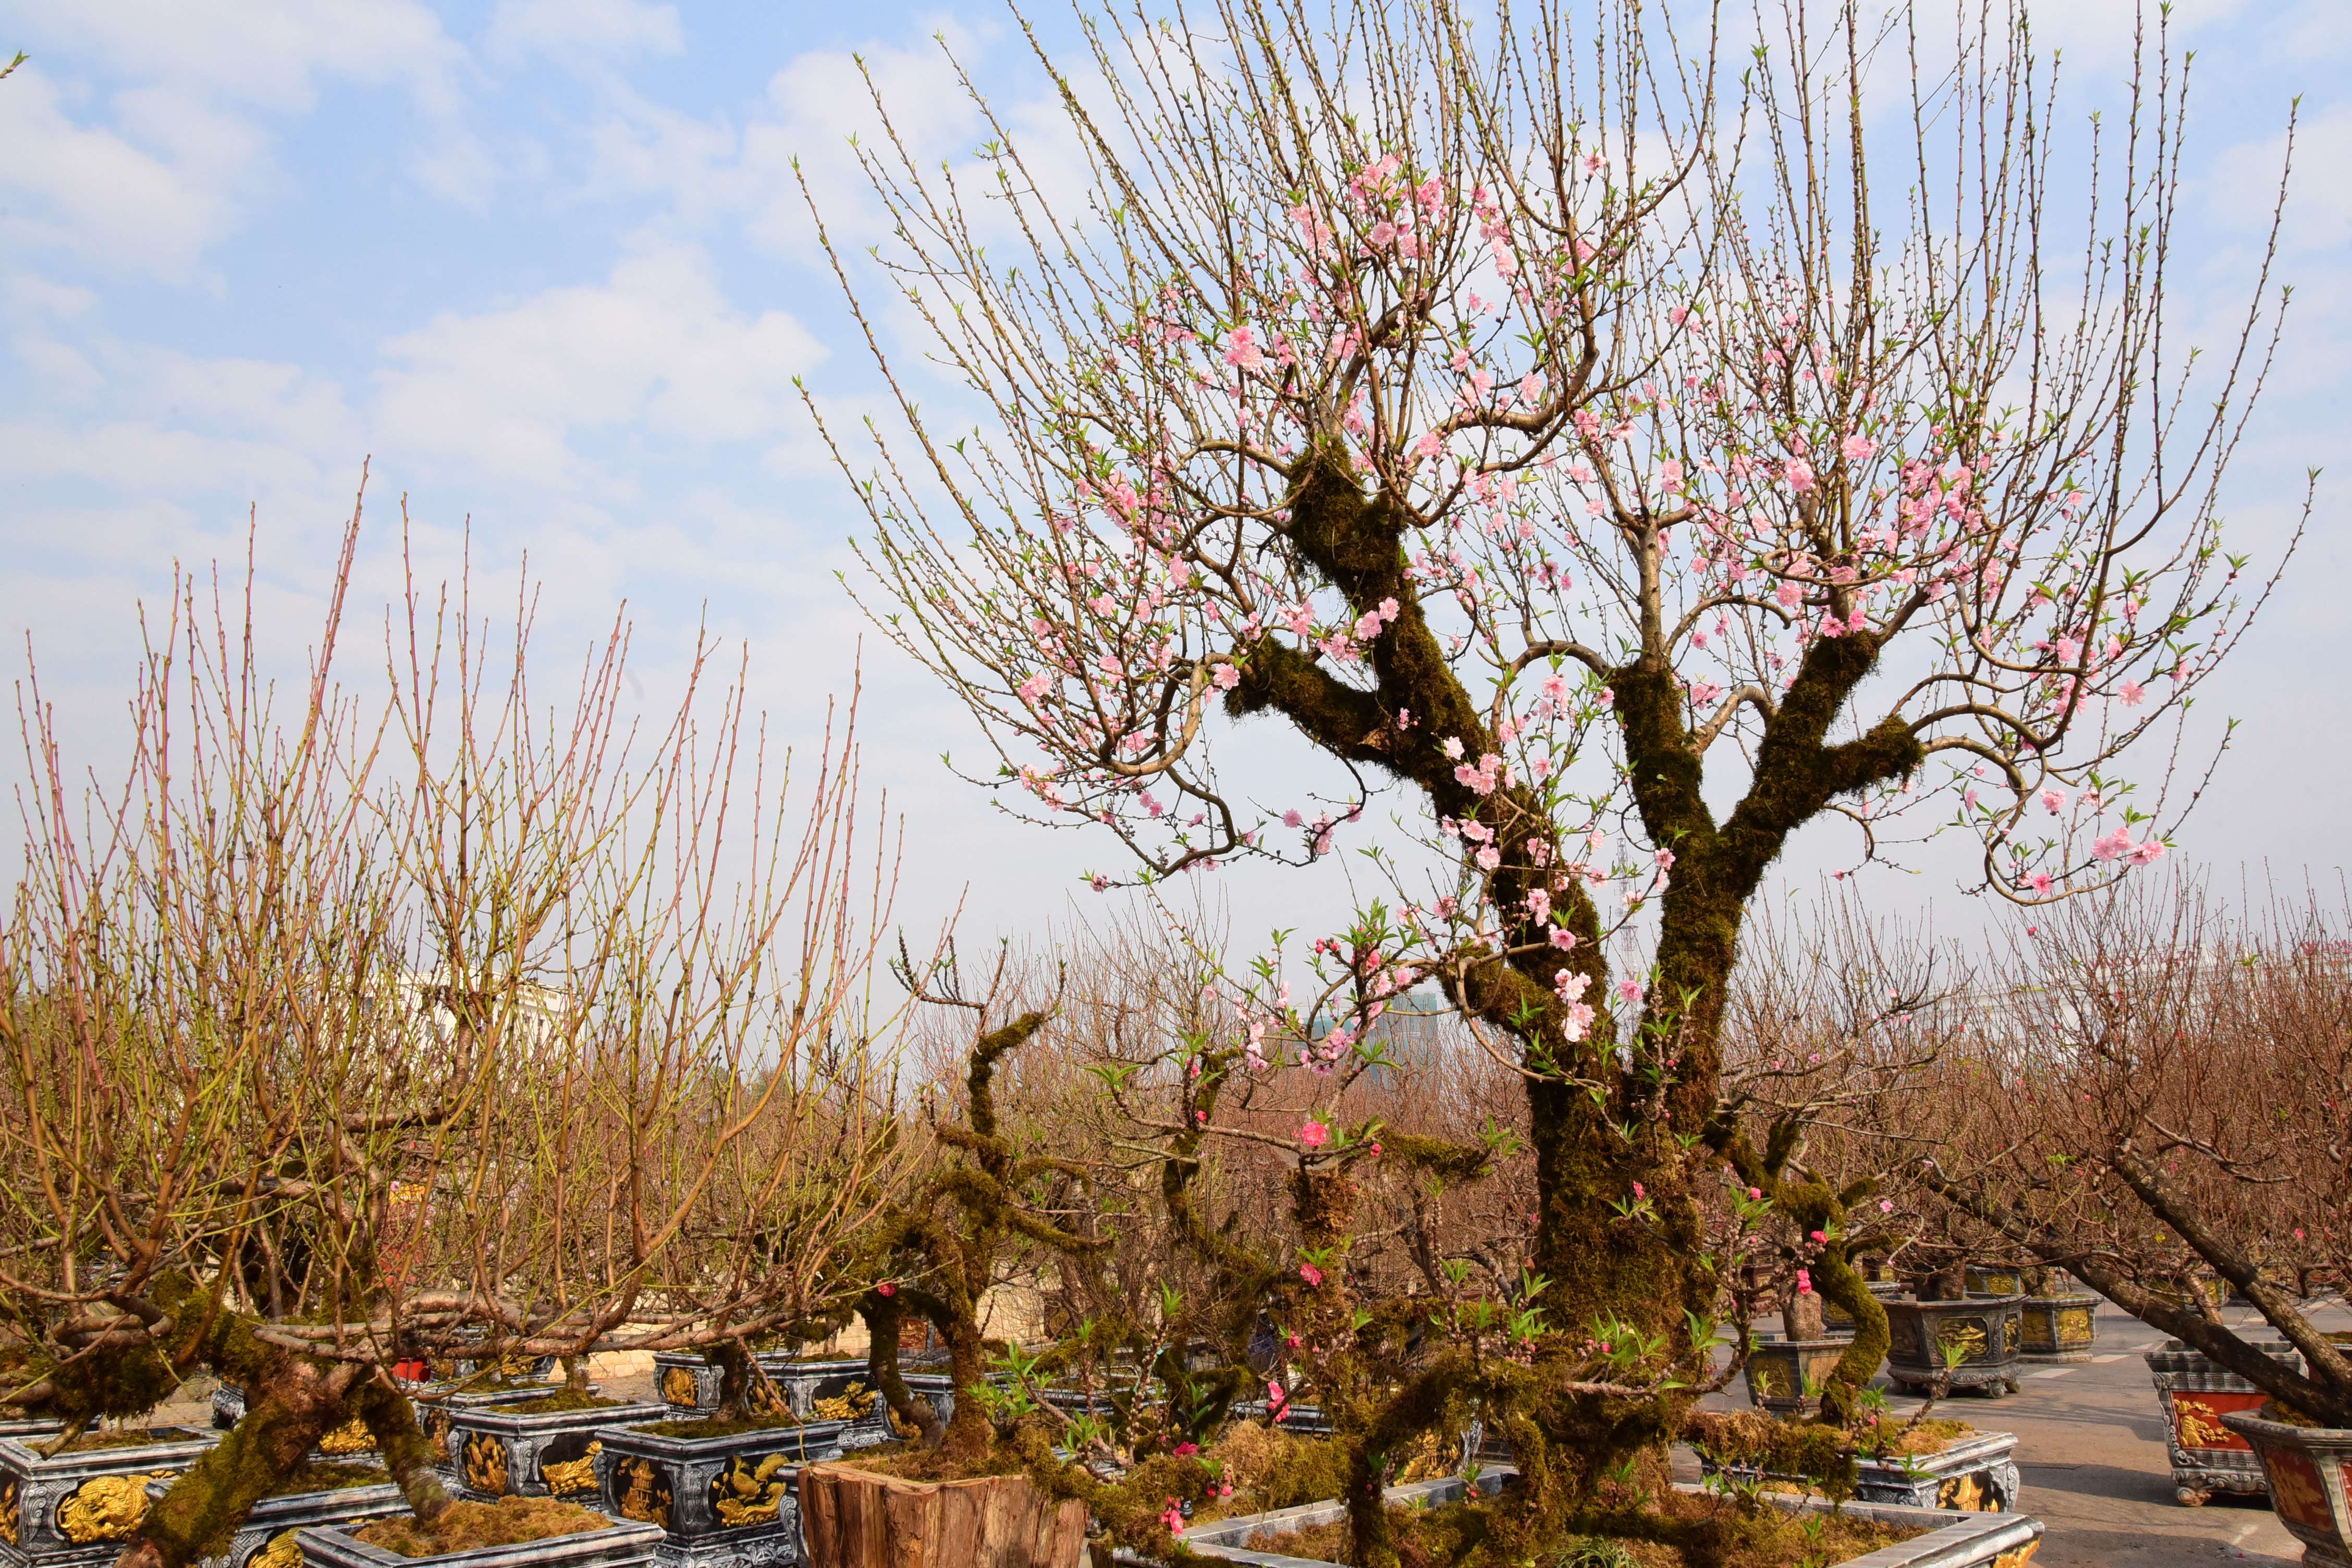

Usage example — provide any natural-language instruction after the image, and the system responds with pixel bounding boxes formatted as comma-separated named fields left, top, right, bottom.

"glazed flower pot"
left=1963, top=1267, right=2026, bottom=1298
left=751, top=1361, right=890, bottom=1452
left=1882, top=1296, right=2024, bottom=1397
left=445, top=1401, right=668, bottom=1503
left=2222, top=1412, right=2352, bottom=1567
left=2144, top=1339, right=2302, bottom=1504
left=0, top=1428, right=218, bottom=1568
left=209, top=1391, right=386, bottom=1462
left=1821, top=1282, right=1905, bottom=1337
left=1741, top=1338, right=1859, bottom=1418
left=142, top=1472, right=407, bottom=1568
left=292, top=1514, right=664, bottom=1568
left=595, top=1419, right=850, bottom=1568
left=1181, top=1469, right=2044, bottom=1568
left=1696, top=1429, right=2022, bottom=1514
left=2014, top=1293, right=2100, bottom=1363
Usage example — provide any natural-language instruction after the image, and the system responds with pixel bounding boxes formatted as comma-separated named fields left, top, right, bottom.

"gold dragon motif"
left=57, top=1475, right=161, bottom=1544
left=540, top=1442, right=603, bottom=1498
left=710, top=1455, right=790, bottom=1528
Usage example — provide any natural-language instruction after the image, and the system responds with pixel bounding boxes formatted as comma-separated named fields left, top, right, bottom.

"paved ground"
left=1679, top=1296, right=2349, bottom=1566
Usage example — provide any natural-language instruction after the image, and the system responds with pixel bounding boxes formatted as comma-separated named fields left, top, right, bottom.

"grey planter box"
left=2017, top=1294, right=2100, bottom=1363
left=208, top=1391, right=385, bottom=1462
left=1741, top=1338, right=1859, bottom=1418
left=445, top=1402, right=668, bottom=1503
left=1821, top=1282, right=1906, bottom=1337
left=1883, top=1297, right=2024, bottom=1396
left=142, top=1475, right=407, bottom=1568
left=1699, top=1429, right=2021, bottom=1514
left=416, top=1386, right=589, bottom=1477
left=652, top=1358, right=725, bottom=1416
left=293, top=1514, right=664, bottom=1568
left=0, top=1428, right=219, bottom=1568
left=753, top=1361, right=889, bottom=1451
left=593, top=1419, right=850, bottom=1568
left=2145, top=1338, right=2301, bottom=1504
left=1171, top=1470, right=2042, bottom=1568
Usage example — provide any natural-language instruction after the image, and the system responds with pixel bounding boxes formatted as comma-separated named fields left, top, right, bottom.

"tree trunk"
left=799, top=1464, right=1084, bottom=1568
left=120, top=1355, right=369, bottom=1568
left=1783, top=1288, right=1826, bottom=1342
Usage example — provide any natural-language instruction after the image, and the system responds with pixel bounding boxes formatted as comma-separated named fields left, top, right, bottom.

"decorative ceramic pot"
left=1741, top=1339, right=1858, bottom=1418
left=2145, top=1339, right=2302, bottom=1504
left=652, top=1358, right=725, bottom=1416
left=595, top=1419, right=850, bottom=1568
left=1182, top=1469, right=2044, bottom=1568
left=2222, top=1412, right=2352, bottom=1566
left=292, top=1514, right=664, bottom=1568
left=0, top=1428, right=219, bottom=1568
left=1698, top=1429, right=2021, bottom=1514
left=1964, top=1267, right=2026, bottom=1298
left=751, top=1361, right=890, bottom=1451
left=142, top=1473, right=407, bottom=1568
left=2017, top=1294, right=2101, bottom=1363
left=444, top=1401, right=667, bottom=1503
left=1882, top=1296, right=2024, bottom=1396
left=1821, top=1282, right=1905, bottom=1337
left=208, top=1391, right=384, bottom=1461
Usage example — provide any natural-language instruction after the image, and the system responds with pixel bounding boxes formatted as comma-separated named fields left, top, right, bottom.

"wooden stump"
left=799, top=1463, right=1087, bottom=1568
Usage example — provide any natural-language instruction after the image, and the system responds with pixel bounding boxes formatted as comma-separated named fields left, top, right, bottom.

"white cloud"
left=372, top=240, right=824, bottom=491
left=0, top=0, right=479, bottom=277
left=486, top=0, right=684, bottom=64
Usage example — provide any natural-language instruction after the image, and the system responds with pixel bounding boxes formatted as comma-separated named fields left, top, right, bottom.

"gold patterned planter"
left=1883, top=1296, right=2024, bottom=1397
left=2222, top=1412, right=2352, bottom=1566
left=443, top=1402, right=667, bottom=1502
left=1741, top=1339, right=1861, bottom=1418
left=593, top=1418, right=849, bottom=1568
left=2145, top=1339, right=2301, bottom=1504
left=2017, top=1294, right=2101, bottom=1363
left=0, top=1428, right=219, bottom=1568
left=1964, top=1268, right=2026, bottom=1298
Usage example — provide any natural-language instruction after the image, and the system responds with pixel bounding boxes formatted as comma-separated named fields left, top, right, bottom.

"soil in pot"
left=499, top=1392, right=627, bottom=1417
left=351, top=1496, right=610, bottom=1558
left=1245, top=1489, right=1923, bottom=1568
left=639, top=1409, right=843, bottom=1441
left=47, top=1428, right=190, bottom=1454
left=262, top=1462, right=391, bottom=1498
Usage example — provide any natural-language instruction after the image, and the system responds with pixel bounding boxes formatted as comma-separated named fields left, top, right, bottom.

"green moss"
left=52, top=1427, right=190, bottom=1453
left=642, top=1414, right=811, bottom=1440
left=504, top=1391, right=623, bottom=1415
left=265, top=1463, right=390, bottom=1498
left=354, top=1496, right=607, bottom=1557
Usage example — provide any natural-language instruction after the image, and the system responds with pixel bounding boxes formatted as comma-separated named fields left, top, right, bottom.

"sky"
left=1, top=0, right=2346, bottom=966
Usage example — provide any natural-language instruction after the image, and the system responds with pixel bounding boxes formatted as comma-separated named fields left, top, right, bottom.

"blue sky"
left=2, top=0, right=2346, bottom=958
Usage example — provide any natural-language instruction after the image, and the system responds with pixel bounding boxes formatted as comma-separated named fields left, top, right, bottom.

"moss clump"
left=504, top=1391, right=623, bottom=1416
left=353, top=1497, right=607, bottom=1557
left=643, top=1414, right=810, bottom=1440
left=265, top=1463, right=390, bottom=1498
left=1249, top=1489, right=1922, bottom=1568
left=52, top=1428, right=189, bottom=1453
left=1849, top=1416, right=1973, bottom=1459
left=837, top=1444, right=1027, bottom=1483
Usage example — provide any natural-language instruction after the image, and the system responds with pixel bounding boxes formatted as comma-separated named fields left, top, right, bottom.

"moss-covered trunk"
left=940, top=1317, right=993, bottom=1462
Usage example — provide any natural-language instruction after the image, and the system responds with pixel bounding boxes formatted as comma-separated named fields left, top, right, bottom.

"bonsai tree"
left=0, top=521, right=904, bottom=1568
left=851, top=943, right=1112, bottom=1460
left=1918, top=877, right=2352, bottom=1426
left=814, top=0, right=2296, bottom=1489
